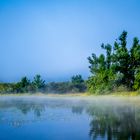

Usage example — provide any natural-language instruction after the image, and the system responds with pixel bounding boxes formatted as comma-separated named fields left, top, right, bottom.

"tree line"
left=0, top=75, right=87, bottom=94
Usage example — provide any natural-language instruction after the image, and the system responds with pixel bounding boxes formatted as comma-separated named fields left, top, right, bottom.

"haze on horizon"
left=0, top=0, right=140, bottom=82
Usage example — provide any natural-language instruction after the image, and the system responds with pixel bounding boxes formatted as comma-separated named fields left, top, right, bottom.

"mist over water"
left=0, top=96, right=140, bottom=140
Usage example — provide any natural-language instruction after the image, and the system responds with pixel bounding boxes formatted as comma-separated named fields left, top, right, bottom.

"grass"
left=111, top=91, right=139, bottom=96
left=0, top=91, right=139, bottom=97
left=0, top=92, right=89, bottom=97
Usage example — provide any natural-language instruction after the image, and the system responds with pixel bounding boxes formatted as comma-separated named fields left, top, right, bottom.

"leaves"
left=87, top=31, right=140, bottom=94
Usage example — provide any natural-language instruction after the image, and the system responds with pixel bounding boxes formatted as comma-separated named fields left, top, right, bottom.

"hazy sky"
left=0, top=0, right=140, bottom=82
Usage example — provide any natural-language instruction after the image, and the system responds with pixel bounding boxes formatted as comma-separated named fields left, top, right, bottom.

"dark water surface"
left=0, top=96, right=140, bottom=140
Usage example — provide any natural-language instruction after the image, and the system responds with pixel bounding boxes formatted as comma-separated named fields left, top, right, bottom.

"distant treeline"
left=87, top=31, right=140, bottom=94
left=0, top=75, right=87, bottom=94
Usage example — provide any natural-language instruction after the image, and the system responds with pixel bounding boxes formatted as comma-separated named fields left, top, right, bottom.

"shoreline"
left=0, top=91, right=139, bottom=97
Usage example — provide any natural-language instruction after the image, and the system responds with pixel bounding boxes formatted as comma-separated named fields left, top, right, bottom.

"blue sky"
left=0, top=0, right=140, bottom=82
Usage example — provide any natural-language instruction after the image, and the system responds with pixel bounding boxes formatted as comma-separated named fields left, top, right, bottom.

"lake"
left=0, top=96, right=140, bottom=140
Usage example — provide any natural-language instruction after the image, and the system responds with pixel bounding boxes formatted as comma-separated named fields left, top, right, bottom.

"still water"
left=0, top=96, right=140, bottom=140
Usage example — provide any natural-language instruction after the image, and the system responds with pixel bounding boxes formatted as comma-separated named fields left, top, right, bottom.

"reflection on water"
left=88, top=103, right=140, bottom=140
left=0, top=97, right=140, bottom=140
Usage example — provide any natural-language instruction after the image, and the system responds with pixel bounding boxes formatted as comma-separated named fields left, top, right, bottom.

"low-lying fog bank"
left=0, top=94, right=140, bottom=106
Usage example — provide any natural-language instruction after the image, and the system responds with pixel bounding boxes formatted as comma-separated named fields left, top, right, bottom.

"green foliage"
left=88, top=43, right=115, bottom=94
left=46, top=82, right=71, bottom=93
left=113, top=31, right=131, bottom=87
left=71, top=75, right=84, bottom=84
left=130, top=38, right=140, bottom=90
left=10, top=75, right=46, bottom=93
left=87, top=31, right=140, bottom=94
left=32, top=75, right=45, bottom=92
left=45, top=75, right=87, bottom=94
left=133, top=69, right=140, bottom=90
left=0, top=83, right=13, bottom=93
left=71, top=75, right=86, bottom=92
left=0, top=74, right=86, bottom=94
left=13, top=77, right=30, bottom=93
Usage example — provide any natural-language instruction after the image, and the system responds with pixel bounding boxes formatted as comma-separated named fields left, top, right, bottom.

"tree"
left=130, top=38, right=140, bottom=90
left=133, top=69, right=140, bottom=90
left=113, top=32, right=140, bottom=89
left=32, top=75, right=45, bottom=92
left=71, top=75, right=86, bottom=92
left=113, top=31, right=131, bottom=88
left=71, top=75, right=84, bottom=84
left=87, top=44, right=115, bottom=93
left=13, top=77, right=30, bottom=93
left=87, top=31, right=140, bottom=94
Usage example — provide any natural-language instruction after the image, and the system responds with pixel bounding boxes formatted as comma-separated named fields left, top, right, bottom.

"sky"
left=0, top=0, right=140, bottom=82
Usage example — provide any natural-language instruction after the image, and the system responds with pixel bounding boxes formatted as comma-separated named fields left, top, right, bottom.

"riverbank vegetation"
left=0, top=75, right=87, bottom=94
left=87, top=31, right=140, bottom=94
left=0, top=31, right=140, bottom=95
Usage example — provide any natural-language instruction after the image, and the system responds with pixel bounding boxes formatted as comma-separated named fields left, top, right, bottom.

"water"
left=0, top=96, right=140, bottom=140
